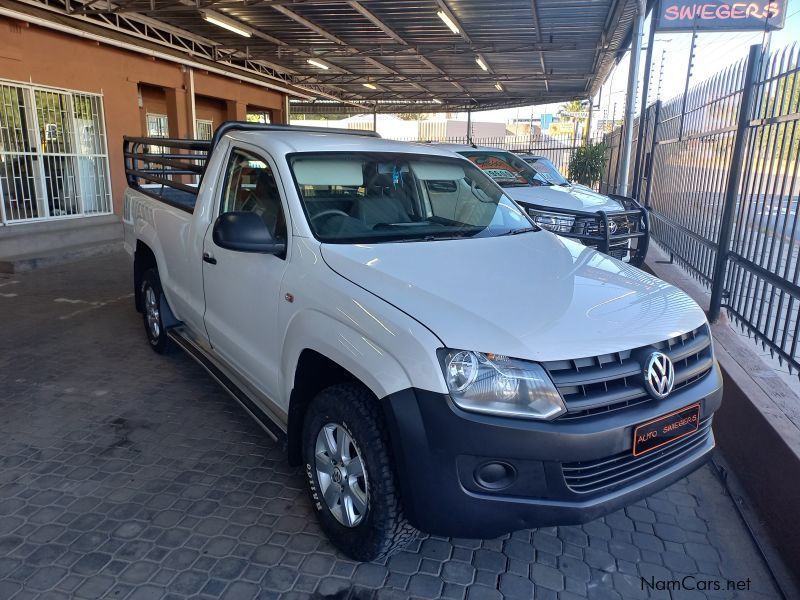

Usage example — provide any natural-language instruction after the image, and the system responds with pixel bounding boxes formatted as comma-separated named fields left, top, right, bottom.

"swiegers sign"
left=658, top=1, right=787, bottom=31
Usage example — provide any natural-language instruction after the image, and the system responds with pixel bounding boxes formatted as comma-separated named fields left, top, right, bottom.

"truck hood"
left=320, top=233, right=706, bottom=362
left=504, top=184, right=625, bottom=213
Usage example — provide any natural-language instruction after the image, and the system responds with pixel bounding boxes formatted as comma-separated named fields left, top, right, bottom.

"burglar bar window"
left=146, top=113, right=169, bottom=157
left=196, top=119, right=213, bottom=141
left=0, top=80, right=111, bottom=224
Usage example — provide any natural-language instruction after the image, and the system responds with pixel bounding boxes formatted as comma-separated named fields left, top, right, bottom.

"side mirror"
left=212, top=211, right=286, bottom=255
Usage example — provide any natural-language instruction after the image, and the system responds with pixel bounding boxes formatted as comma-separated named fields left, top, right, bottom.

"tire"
left=302, top=383, right=417, bottom=561
left=139, top=268, right=175, bottom=355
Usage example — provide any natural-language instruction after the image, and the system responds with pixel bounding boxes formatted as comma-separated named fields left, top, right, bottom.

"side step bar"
left=168, top=330, right=287, bottom=445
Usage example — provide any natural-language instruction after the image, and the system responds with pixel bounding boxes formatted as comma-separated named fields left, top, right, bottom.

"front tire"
left=302, top=383, right=416, bottom=561
left=140, top=268, right=174, bottom=354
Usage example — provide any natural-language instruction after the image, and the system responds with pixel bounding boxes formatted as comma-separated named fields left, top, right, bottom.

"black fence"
left=607, top=43, right=800, bottom=374
left=391, top=131, right=607, bottom=176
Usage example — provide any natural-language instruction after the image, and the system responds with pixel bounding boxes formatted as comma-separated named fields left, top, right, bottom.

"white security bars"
left=0, top=81, right=112, bottom=224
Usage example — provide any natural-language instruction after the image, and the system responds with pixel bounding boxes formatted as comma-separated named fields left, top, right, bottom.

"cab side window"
left=221, top=149, right=287, bottom=242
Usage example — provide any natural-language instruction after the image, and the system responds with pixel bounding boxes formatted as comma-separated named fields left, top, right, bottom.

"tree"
left=557, top=100, right=587, bottom=122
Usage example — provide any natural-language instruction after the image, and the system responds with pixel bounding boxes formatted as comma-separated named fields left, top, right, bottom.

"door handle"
left=202, top=252, right=217, bottom=265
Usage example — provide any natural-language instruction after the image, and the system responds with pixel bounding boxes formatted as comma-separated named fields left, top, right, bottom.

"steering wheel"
left=311, top=209, right=350, bottom=222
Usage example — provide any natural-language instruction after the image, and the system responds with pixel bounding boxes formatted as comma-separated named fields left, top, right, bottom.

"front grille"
left=562, top=417, right=713, bottom=494
left=542, top=325, right=713, bottom=420
left=575, top=214, right=638, bottom=237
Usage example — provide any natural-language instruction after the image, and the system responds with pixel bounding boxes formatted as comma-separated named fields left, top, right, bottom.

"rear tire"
left=140, top=268, right=175, bottom=355
left=302, top=383, right=417, bottom=561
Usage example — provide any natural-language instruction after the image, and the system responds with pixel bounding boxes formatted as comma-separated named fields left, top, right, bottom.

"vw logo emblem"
left=643, top=352, right=675, bottom=399
left=332, top=468, right=342, bottom=484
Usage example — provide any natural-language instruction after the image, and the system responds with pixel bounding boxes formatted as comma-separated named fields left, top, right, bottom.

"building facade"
left=0, top=14, right=289, bottom=261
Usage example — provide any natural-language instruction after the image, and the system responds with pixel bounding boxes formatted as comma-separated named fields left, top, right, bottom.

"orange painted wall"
left=0, top=17, right=287, bottom=217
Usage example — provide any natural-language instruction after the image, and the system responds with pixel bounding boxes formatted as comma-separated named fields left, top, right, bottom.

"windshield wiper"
left=502, top=227, right=538, bottom=236
left=394, top=233, right=470, bottom=243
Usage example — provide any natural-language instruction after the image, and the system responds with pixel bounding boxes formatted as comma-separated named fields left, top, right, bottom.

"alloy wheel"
left=314, top=423, right=368, bottom=527
left=144, top=285, right=161, bottom=340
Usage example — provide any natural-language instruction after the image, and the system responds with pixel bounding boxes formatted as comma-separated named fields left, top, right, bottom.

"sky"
left=461, top=0, right=800, bottom=125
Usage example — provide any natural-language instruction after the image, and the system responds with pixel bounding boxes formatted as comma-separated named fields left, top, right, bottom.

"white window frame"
left=0, top=78, right=112, bottom=225
left=195, top=118, right=214, bottom=141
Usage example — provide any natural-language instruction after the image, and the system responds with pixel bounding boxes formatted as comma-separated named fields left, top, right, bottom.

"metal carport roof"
left=4, top=0, right=646, bottom=112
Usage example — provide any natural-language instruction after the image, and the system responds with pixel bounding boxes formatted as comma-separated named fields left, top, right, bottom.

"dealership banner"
left=657, top=1, right=787, bottom=31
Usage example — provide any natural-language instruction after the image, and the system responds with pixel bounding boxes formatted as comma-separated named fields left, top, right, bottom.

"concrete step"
left=0, top=240, right=124, bottom=273
left=0, top=214, right=122, bottom=258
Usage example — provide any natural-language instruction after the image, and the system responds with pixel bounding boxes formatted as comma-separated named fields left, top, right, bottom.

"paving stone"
left=441, top=560, right=475, bottom=585
left=353, top=562, right=389, bottom=587
left=0, top=253, right=786, bottom=600
left=73, top=574, right=115, bottom=599
left=531, top=562, right=564, bottom=591
left=608, top=540, right=640, bottom=563
left=25, top=566, right=68, bottom=591
left=168, top=569, right=207, bottom=595
left=584, top=547, right=615, bottom=573
left=684, top=542, right=721, bottom=563
left=465, top=584, right=502, bottom=600
left=221, top=581, right=259, bottom=599
left=472, top=549, right=506, bottom=572
left=502, top=539, right=535, bottom=562
left=662, top=551, right=697, bottom=573
left=499, top=572, right=534, bottom=597
left=558, top=555, right=592, bottom=583
left=119, top=561, right=158, bottom=584
left=532, top=531, right=563, bottom=556
left=261, top=565, right=298, bottom=591
left=408, top=573, right=444, bottom=598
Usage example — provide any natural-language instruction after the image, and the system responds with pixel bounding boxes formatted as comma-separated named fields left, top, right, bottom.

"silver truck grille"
left=542, top=325, right=713, bottom=420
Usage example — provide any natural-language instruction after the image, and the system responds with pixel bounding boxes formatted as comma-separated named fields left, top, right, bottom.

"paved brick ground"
left=0, top=253, right=784, bottom=599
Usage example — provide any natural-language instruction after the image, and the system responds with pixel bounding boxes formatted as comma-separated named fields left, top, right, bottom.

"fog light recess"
left=474, top=461, right=516, bottom=490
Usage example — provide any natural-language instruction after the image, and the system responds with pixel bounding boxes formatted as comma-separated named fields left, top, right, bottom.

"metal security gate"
left=609, top=43, right=800, bottom=375
left=0, top=81, right=112, bottom=225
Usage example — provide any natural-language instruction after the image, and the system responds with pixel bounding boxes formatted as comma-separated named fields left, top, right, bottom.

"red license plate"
left=633, top=403, right=701, bottom=457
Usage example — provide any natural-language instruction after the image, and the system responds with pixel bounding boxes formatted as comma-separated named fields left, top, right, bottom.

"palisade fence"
left=388, top=131, right=608, bottom=175
left=605, top=43, right=800, bottom=374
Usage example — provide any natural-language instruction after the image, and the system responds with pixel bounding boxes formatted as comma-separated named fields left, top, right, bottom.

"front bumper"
left=380, top=362, right=722, bottom=538
left=521, top=195, right=649, bottom=267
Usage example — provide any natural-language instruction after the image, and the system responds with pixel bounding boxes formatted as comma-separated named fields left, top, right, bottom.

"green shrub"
left=567, top=142, right=607, bottom=187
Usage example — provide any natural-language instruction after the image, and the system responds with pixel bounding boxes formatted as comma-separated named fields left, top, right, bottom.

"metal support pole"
left=466, top=110, right=472, bottom=144
left=708, top=44, right=761, bottom=322
left=642, top=99, right=661, bottom=209
left=632, top=0, right=658, bottom=199
left=617, top=0, right=645, bottom=197
left=372, top=109, right=377, bottom=132
left=679, top=29, right=697, bottom=140
left=585, top=97, right=593, bottom=144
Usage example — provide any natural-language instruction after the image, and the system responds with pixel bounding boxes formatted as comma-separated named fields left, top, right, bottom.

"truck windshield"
left=520, top=156, right=569, bottom=186
left=458, top=151, right=552, bottom=188
left=288, top=152, right=536, bottom=244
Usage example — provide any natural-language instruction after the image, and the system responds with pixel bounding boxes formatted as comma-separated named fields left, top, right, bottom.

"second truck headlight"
left=527, top=209, right=575, bottom=233
left=441, top=350, right=567, bottom=420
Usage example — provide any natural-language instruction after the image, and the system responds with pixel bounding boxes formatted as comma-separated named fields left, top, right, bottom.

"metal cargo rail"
left=123, top=122, right=381, bottom=212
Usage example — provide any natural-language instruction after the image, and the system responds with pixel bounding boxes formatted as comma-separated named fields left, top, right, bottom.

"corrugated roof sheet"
left=39, top=0, right=647, bottom=112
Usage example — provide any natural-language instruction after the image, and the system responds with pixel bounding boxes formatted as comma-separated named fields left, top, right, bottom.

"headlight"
left=527, top=209, right=575, bottom=233
left=441, top=350, right=567, bottom=420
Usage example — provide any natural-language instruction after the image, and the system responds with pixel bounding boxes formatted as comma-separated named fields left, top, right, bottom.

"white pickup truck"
left=123, top=123, right=722, bottom=561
